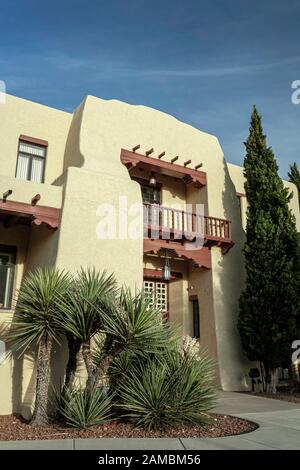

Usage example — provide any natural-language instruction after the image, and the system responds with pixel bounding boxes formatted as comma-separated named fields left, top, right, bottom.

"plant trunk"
left=30, top=334, right=53, bottom=427
left=64, top=335, right=81, bottom=391
left=90, top=343, right=125, bottom=391
left=268, top=369, right=277, bottom=394
left=260, top=361, right=266, bottom=392
left=82, top=340, right=95, bottom=394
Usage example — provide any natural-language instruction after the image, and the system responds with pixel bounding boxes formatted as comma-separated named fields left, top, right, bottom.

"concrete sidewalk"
left=0, top=392, right=300, bottom=450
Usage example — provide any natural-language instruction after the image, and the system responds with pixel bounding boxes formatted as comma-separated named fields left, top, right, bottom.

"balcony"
left=143, top=203, right=233, bottom=254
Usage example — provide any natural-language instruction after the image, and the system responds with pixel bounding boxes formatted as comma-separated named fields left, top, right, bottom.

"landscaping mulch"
left=0, top=413, right=257, bottom=441
left=251, top=391, right=300, bottom=404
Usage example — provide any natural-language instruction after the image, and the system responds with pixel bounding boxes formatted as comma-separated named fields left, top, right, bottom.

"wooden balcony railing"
left=143, top=203, right=233, bottom=249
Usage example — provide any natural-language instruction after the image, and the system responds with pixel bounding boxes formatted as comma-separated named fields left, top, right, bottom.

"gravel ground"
left=0, top=414, right=257, bottom=441
left=251, top=392, right=300, bottom=404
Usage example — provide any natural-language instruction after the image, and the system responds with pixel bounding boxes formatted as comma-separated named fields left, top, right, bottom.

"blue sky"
left=1, top=0, right=299, bottom=177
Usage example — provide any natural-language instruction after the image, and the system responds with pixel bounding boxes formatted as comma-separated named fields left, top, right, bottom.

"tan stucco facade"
left=0, top=93, right=299, bottom=416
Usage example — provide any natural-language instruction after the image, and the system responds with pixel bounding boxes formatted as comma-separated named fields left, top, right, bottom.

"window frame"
left=190, top=296, right=200, bottom=339
left=143, top=278, right=169, bottom=321
left=15, top=137, right=48, bottom=183
left=0, top=245, right=17, bottom=310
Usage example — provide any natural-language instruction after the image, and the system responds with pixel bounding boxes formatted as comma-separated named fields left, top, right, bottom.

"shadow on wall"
left=10, top=341, right=68, bottom=420
left=214, top=157, right=252, bottom=390
left=62, top=100, right=85, bottom=173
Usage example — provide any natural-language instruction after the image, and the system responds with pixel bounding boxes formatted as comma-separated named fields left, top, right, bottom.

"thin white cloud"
left=42, top=54, right=300, bottom=79
left=126, top=56, right=300, bottom=78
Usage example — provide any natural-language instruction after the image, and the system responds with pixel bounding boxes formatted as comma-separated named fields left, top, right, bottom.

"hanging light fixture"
left=149, top=172, right=156, bottom=186
left=163, top=249, right=171, bottom=281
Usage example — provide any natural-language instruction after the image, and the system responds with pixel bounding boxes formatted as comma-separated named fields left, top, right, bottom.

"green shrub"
left=116, top=348, right=216, bottom=430
left=54, top=385, right=113, bottom=428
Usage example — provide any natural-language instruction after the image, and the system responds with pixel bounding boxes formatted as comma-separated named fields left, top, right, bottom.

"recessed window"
left=0, top=246, right=16, bottom=309
left=16, top=137, right=47, bottom=183
left=143, top=279, right=168, bottom=321
left=191, top=298, right=200, bottom=339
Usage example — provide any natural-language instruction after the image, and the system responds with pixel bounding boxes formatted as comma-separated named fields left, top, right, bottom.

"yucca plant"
left=54, top=385, right=113, bottom=428
left=102, top=288, right=177, bottom=354
left=117, top=348, right=216, bottom=431
left=9, top=268, right=72, bottom=426
left=91, top=289, right=178, bottom=392
left=55, top=268, right=118, bottom=392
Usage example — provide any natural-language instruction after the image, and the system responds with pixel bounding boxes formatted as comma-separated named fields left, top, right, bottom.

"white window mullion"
left=30, top=157, right=44, bottom=182
left=16, top=154, right=30, bottom=180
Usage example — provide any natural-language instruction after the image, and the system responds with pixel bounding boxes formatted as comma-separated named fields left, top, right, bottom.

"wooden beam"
left=31, top=194, right=41, bottom=206
left=2, top=190, right=12, bottom=202
left=145, top=148, right=154, bottom=156
left=195, top=163, right=203, bottom=170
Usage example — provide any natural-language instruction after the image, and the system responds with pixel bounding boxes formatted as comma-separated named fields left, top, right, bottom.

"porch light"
left=149, top=172, right=156, bottom=186
left=163, top=250, right=171, bottom=281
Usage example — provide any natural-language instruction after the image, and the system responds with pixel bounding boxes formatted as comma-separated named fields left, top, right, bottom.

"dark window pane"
left=0, top=252, right=15, bottom=309
left=192, top=299, right=200, bottom=339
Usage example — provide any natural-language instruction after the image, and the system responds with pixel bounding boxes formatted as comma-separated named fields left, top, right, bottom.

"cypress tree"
left=238, top=106, right=300, bottom=393
left=288, top=162, right=300, bottom=207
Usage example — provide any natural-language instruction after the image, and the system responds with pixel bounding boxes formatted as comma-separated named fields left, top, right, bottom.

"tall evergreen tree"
left=288, top=162, right=300, bottom=207
left=238, top=106, right=300, bottom=393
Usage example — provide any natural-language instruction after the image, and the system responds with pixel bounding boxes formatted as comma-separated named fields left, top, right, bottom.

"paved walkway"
left=0, top=392, right=299, bottom=450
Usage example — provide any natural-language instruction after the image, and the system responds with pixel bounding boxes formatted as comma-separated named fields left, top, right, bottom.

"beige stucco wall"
left=0, top=221, right=62, bottom=417
left=0, top=94, right=71, bottom=184
left=0, top=223, right=30, bottom=415
left=0, top=174, right=62, bottom=208
left=61, top=95, right=251, bottom=390
left=1, top=93, right=300, bottom=416
left=228, top=162, right=300, bottom=231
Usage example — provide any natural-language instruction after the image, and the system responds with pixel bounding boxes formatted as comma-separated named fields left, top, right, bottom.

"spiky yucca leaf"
left=54, top=385, right=113, bottom=428
left=55, top=268, right=118, bottom=342
left=100, top=289, right=178, bottom=353
left=117, top=349, right=216, bottom=430
left=10, top=268, right=72, bottom=354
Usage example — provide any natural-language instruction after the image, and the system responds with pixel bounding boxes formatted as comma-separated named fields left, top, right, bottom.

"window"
left=0, top=246, right=16, bottom=309
left=141, top=184, right=161, bottom=226
left=141, top=185, right=161, bottom=204
left=143, top=280, right=168, bottom=320
left=191, top=298, right=200, bottom=339
left=16, top=138, right=47, bottom=183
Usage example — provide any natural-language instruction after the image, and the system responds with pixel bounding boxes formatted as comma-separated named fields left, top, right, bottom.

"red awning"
left=0, top=199, right=60, bottom=229
left=121, top=148, right=206, bottom=188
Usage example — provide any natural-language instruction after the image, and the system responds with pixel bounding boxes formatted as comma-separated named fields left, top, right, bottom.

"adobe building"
left=0, top=94, right=299, bottom=415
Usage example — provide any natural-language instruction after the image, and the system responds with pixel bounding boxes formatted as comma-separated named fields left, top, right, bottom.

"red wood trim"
left=236, top=192, right=246, bottom=197
left=19, top=134, right=48, bottom=147
left=121, top=148, right=206, bottom=189
left=143, top=238, right=212, bottom=269
left=0, top=199, right=60, bottom=228
left=189, top=294, right=198, bottom=301
left=143, top=268, right=182, bottom=280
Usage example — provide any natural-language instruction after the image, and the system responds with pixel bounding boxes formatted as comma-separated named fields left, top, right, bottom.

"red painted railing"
left=143, top=203, right=232, bottom=242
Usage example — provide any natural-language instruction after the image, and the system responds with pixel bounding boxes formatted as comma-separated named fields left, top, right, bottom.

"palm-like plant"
left=53, top=385, right=113, bottom=428
left=91, top=289, right=178, bottom=391
left=117, top=348, right=216, bottom=430
left=102, top=288, right=177, bottom=354
left=56, top=268, right=118, bottom=392
left=10, top=268, right=71, bottom=426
